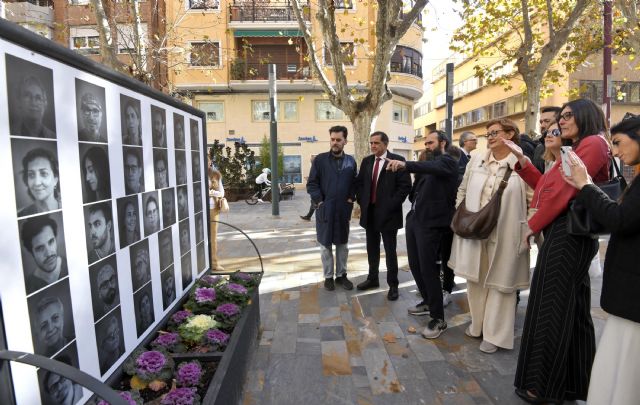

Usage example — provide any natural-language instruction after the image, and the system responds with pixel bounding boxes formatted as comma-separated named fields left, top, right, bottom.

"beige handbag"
left=218, top=197, right=229, bottom=213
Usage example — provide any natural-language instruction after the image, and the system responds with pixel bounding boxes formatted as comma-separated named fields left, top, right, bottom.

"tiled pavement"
left=215, top=193, right=607, bottom=405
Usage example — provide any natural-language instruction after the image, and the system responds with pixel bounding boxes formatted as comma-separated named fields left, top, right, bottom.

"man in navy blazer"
left=457, top=131, right=477, bottom=185
left=387, top=130, right=458, bottom=339
left=354, top=131, right=411, bottom=300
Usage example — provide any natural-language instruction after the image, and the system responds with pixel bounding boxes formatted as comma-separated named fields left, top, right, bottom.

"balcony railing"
left=390, top=62, right=423, bottom=78
left=230, top=60, right=310, bottom=80
left=229, top=1, right=309, bottom=23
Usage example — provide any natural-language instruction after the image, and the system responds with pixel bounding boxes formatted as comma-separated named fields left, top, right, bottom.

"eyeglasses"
left=559, top=111, right=574, bottom=121
left=545, top=128, right=561, bottom=137
left=465, top=138, right=478, bottom=143
left=485, top=130, right=505, bottom=138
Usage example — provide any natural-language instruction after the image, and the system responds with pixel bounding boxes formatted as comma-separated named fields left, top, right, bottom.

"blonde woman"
left=449, top=118, right=532, bottom=354
left=208, top=162, right=225, bottom=271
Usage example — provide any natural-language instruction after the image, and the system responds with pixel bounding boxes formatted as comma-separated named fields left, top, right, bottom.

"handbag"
left=218, top=197, right=229, bottom=213
left=450, top=165, right=513, bottom=240
left=567, top=157, right=627, bottom=237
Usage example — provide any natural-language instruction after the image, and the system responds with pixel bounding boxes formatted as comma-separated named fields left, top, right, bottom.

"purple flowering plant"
left=197, top=274, right=223, bottom=287
left=214, top=302, right=241, bottom=330
left=160, top=387, right=201, bottom=405
left=184, top=287, right=218, bottom=314
left=167, top=310, right=193, bottom=331
left=97, top=390, right=142, bottom=405
left=123, top=349, right=174, bottom=384
left=176, top=361, right=203, bottom=387
left=151, top=332, right=186, bottom=353
left=229, top=271, right=259, bottom=289
left=205, top=328, right=230, bottom=351
left=216, top=282, right=250, bottom=306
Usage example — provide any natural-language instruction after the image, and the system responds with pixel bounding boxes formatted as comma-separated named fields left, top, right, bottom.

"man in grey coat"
left=307, top=126, right=357, bottom=291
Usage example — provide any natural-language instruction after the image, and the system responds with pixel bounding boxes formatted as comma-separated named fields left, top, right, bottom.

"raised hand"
left=385, top=158, right=406, bottom=172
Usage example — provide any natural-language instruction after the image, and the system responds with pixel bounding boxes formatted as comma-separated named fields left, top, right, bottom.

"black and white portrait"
left=120, top=95, right=142, bottom=146
left=177, top=185, right=189, bottom=221
left=79, top=143, right=111, bottom=203
left=175, top=150, right=187, bottom=185
left=130, top=238, right=150, bottom=292
left=191, top=151, right=201, bottom=182
left=189, top=118, right=200, bottom=151
left=117, top=195, right=140, bottom=249
left=173, top=113, right=185, bottom=149
left=161, top=266, right=176, bottom=310
left=95, top=308, right=125, bottom=375
left=193, top=182, right=202, bottom=214
left=12, top=138, right=62, bottom=217
left=153, top=148, right=170, bottom=189
left=6, top=55, right=56, bottom=139
left=75, top=79, right=107, bottom=143
left=195, top=212, right=203, bottom=244
left=19, top=212, right=68, bottom=295
left=181, top=251, right=192, bottom=290
left=158, top=227, right=174, bottom=271
left=196, top=242, right=205, bottom=274
left=151, top=105, right=166, bottom=148
left=89, top=255, right=119, bottom=321
left=27, top=279, right=75, bottom=357
left=134, top=282, right=155, bottom=337
left=161, top=187, right=176, bottom=228
left=123, top=146, right=145, bottom=195
left=84, top=201, right=115, bottom=264
left=179, top=218, right=190, bottom=256
left=142, top=191, right=160, bottom=236
left=37, top=345, right=82, bottom=405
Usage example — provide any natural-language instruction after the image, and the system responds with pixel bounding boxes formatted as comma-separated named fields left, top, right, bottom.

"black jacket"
left=355, top=152, right=412, bottom=231
left=577, top=179, right=640, bottom=323
left=405, top=154, right=458, bottom=228
left=457, top=151, right=470, bottom=185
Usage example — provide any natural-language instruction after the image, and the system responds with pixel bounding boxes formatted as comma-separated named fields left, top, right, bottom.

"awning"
left=233, top=30, right=303, bottom=37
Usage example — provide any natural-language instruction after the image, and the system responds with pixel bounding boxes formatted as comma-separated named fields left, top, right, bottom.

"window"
left=189, top=41, right=221, bottom=67
left=493, top=101, right=506, bottom=118
left=281, top=101, right=298, bottom=122
left=316, top=101, right=345, bottom=121
left=282, top=155, right=302, bottom=183
left=324, top=42, right=355, bottom=66
left=251, top=100, right=298, bottom=122
left=117, top=24, right=148, bottom=54
left=188, top=0, right=219, bottom=9
left=252, top=101, right=271, bottom=121
left=69, top=0, right=89, bottom=4
left=390, top=46, right=423, bottom=77
left=335, top=0, right=353, bottom=9
left=70, top=27, right=100, bottom=54
left=435, top=92, right=446, bottom=108
left=392, top=103, right=411, bottom=124
left=199, top=102, right=224, bottom=122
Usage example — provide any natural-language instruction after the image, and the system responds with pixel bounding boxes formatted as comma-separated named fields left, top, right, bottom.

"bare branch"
left=545, top=0, right=555, bottom=38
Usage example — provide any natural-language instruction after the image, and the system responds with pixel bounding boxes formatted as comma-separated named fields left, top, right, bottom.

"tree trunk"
left=523, top=78, right=543, bottom=138
left=350, top=111, right=376, bottom=165
left=90, top=0, right=122, bottom=71
left=130, top=0, right=145, bottom=77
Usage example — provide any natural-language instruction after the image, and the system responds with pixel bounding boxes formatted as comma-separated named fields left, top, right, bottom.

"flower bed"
left=97, top=271, right=261, bottom=405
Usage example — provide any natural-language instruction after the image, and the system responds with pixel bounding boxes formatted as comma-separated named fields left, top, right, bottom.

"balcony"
left=390, top=62, right=423, bottom=78
left=229, top=0, right=310, bottom=23
left=4, top=0, right=54, bottom=34
left=231, top=60, right=310, bottom=80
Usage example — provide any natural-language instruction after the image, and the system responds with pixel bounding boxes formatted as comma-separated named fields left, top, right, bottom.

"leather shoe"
left=356, top=279, right=380, bottom=290
left=514, top=388, right=562, bottom=405
left=387, top=286, right=399, bottom=301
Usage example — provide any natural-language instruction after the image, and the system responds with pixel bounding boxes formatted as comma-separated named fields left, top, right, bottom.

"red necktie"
left=371, top=157, right=381, bottom=204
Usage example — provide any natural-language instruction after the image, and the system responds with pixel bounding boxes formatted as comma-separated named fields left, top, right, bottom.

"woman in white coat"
left=449, top=118, right=532, bottom=353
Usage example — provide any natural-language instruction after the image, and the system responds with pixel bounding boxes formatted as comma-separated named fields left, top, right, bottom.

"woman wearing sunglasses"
left=503, top=98, right=610, bottom=404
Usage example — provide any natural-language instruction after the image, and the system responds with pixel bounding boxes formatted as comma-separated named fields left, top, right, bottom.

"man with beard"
left=162, top=270, right=176, bottom=308
left=21, top=215, right=68, bottom=294
left=136, top=289, right=154, bottom=335
left=94, top=262, right=118, bottom=318
left=86, top=203, right=114, bottom=263
left=41, top=357, right=83, bottom=405
left=131, top=243, right=150, bottom=291
left=12, top=75, right=55, bottom=138
left=78, top=92, right=106, bottom=142
left=386, top=130, right=458, bottom=339
left=33, top=296, right=68, bottom=356
left=306, top=126, right=357, bottom=291
left=123, top=147, right=144, bottom=194
left=97, top=314, right=124, bottom=374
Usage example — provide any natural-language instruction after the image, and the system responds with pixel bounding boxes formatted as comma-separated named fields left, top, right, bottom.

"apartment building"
left=166, top=0, right=425, bottom=183
left=2, top=0, right=55, bottom=38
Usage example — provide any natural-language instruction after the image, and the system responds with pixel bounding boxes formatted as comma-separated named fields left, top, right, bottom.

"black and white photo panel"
left=193, top=181, right=202, bottom=214
left=142, top=191, right=160, bottom=237
left=11, top=138, right=61, bottom=217
left=181, top=251, right=192, bottom=290
left=120, top=94, right=142, bottom=146
left=94, top=307, right=125, bottom=375
left=116, top=195, right=141, bottom=249
left=27, top=278, right=75, bottom=358
left=130, top=238, right=151, bottom=293
left=161, top=266, right=176, bottom=310
left=177, top=185, right=189, bottom=221
left=6, top=54, right=56, bottom=139
left=153, top=148, right=170, bottom=190
left=161, top=187, right=176, bottom=228
left=191, top=150, right=201, bottom=183
left=19, top=211, right=68, bottom=296
left=83, top=201, right=115, bottom=265
left=122, top=146, right=145, bottom=195
left=79, top=143, right=112, bottom=204
left=175, top=149, right=187, bottom=186
left=173, top=113, right=185, bottom=150
left=151, top=105, right=167, bottom=148
left=158, top=227, right=174, bottom=272
left=37, top=343, right=81, bottom=405
left=133, top=282, right=155, bottom=337
left=75, top=79, right=108, bottom=143
left=195, top=211, right=203, bottom=244
left=197, top=242, right=205, bottom=275
left=88, top=254, right=120, bottom=322
left=178, top=218, right=191, bottom=257
left=189, top=118, right=200, bottom=151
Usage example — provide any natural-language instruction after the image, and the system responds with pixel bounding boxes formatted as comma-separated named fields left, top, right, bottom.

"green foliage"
left=178, top=315, right=219, bottom=345
left=208, top=140, right=257, bottom=190
left=258, top=136, right=284, bottom=178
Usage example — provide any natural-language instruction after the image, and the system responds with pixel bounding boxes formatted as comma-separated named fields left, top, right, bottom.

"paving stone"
left=297, top=323, right=321, bottom=340
left=321, top=340, right=352, bottom=376
left=259, top=330, right=274, bottom=346
left=271, top=321, right=297, bottom=354
left=320, top=325, right=346, bottom=341
left=262, top=353, right=326, bottom=405
left=351, top=365, right=370, bottom=388
left=473, top=370, right=529, bottom=404
left=407, top=335, right=445, bottom=362
left=388, top=353, right=427, bottom=380
left=298, top=313, right=320, bottom=323
left=325, top=375, right=357, bottom=404
left=296, top=339, right=322, bottom=356
left=320, top=306, right=342, bottom=326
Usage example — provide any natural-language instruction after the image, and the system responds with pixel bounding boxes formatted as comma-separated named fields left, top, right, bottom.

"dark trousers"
left=304, top=200, right=315, bottom=218
left=365, top=205, right=399, bottom=287
left=439, top=229, right=455, bottom=293
left=405, top=211, right=445, bottom=321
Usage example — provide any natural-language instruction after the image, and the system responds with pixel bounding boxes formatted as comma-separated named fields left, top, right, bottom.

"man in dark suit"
left=387, top=130, right=458, bottom=339
left=457, top=131, right=477, bottom=185
left=355, top=131, right=411, bottom=300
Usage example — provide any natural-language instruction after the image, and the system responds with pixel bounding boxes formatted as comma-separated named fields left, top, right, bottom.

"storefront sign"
left=298, top=136, right=317, bottom=143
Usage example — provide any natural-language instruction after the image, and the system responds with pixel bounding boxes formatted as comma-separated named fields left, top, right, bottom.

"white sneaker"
left=257, top=199, right=264, bottom=203
left=442, top=291, right=452, bottom=307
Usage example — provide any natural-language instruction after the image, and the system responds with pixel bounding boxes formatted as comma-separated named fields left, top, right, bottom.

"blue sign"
left=226, top=137, right=246, bottom=143
left=398, top=136, right=409, bottom=143
left=298, top=136, right=317, bottom=143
